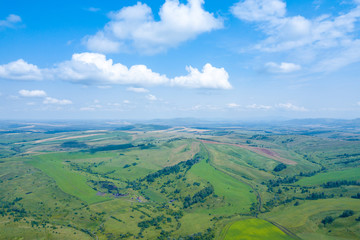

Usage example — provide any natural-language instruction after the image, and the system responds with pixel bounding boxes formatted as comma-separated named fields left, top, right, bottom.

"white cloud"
left=126, top=87, right=149, bottom=93
left=0, top=59, right=43, bottom=80
left=56, top=53, right=169, bottom=85
left=0, top=53, right=231, bottom=89
left=84, top=0, right=223, bottom=54
left=0, top=14, right=22, bottom=28
left=277, top=103, right=307, bottom=111
left=146, top=94, right=157, bottom=101
left=123, top=100, right=130, bottom=104
left=314, top=39, right=360, bottom=72
left=232, top=0, right=360, bottom=52
left=357, top=101, right=360, bottom=106
left=19, top=89, right=47, bottom=97
left=227, top=103, right=241, bottom=108
left=43, top=97, right=72, bottom=105
left=171, top=63, right=232, bottom=89
left=231, top=0, right=286, bottom=22
left=264, top=62, right=301, bottom=73
left=247, top=103, right=272, bottom=109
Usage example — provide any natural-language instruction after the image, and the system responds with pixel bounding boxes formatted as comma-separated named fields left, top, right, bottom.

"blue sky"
left=1, top=0, right=360, bottom=120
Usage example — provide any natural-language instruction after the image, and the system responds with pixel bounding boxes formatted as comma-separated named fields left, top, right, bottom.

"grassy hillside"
left=0, top=125, right=359, bottom=239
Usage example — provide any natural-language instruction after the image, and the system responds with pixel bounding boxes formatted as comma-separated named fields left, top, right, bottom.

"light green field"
left=262, top=198, right=360, bottom=229
left=297, top=168, right=360, bottom=186
left=190, top=159, right=256, bottom=215
left=223, top=218, right=293, bottom=240
left=175, top=212, right=214, bottom=236
left=262, top=198, right=360, bottom=240
left=205, top=144, right=274, bottom=182
left=29, top=153, right=109, bottom=204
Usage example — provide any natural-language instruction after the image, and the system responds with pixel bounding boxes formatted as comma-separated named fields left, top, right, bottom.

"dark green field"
left=0, top=121, right=359, bottom=239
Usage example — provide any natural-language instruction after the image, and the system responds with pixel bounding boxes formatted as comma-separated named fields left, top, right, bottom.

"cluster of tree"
left=143, top=153, right=204, bottom=183
left=336, top=153, right=360, bottom=158
left=306, top=192, right=333, bottom=200
left=100, top=181, right=118, bottom=193
left=138, top=215, right=165, bottom=229
left=138, top=143, right=156, bottom=150
left=298, top=170, right=321, bottom=177
left=322, top=210, right=355, bottom=226
left=144, top=165, right=181, bottom=183
left=265, top=176, right=298, bottom=187
left=126, top=180, right=142, bottom=190
left=0, top=198, right=27, bottom=218
left=60, top=141, right=88, bottom=148
left=250, top=134, right=269, bottom=140
left=273, top=163, right=287, bottom=172
left=322, top=180, right=360, bottom=188
left=183, top=186, right=214, bottom=208
left=181, top=228, right=214, bottom=240
left=339, top=210, right=354, bottom=218
left=351, top=193, right=360, bottom=199
left=321, top=216, right=334, bottom=225
left=89, top=143, right=134, bottom=153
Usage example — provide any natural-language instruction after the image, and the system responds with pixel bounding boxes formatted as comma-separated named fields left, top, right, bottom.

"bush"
left=273, top=163, right=287, bottom=172
left=321, top=216, right=334, bottom=225
left=339, top=210, right=354, bottom=218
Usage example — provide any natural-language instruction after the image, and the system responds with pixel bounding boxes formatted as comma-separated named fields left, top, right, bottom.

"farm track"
left=264, top=219, right=302, bottom=240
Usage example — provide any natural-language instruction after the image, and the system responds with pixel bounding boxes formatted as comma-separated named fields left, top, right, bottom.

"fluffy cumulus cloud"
left=0, top=59, right=43, bottom=80
left=0, top=53, right=232, bottom=89
left=0, top=14, right=22, bottom=28
left=171, top=63, right=231, bottom=89
left=55, top=53, right=168, bottom=85
left=264, top=62, right=301, bottom=73
left=84, top=0, right=223, bottom=54
left=19, top=89, right=47, bottom=97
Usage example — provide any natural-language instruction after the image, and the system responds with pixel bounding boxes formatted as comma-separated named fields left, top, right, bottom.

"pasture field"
left=297, top=167, right=360, bottom=186
left=262, top=198, right=360, bottom=240
left=0, top=122, right=360, bottom=239
left=29, top=153, right=108, bottom=204
left=190, top=158, right=256, bottom=215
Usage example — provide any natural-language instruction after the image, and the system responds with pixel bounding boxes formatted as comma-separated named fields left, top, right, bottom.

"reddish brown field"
left=200, top=140, right=297, bottom=165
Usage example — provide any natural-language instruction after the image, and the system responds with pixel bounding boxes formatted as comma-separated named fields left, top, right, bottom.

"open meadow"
left=0, top=121, right=359, bottom=239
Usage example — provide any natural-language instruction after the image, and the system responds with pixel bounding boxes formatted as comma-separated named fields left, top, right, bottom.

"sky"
left=1, top=0, right=360, bottom=120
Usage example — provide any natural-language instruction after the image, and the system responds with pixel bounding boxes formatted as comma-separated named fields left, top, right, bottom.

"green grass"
left=189, top=159, right=256, bottom=215
left=262, top=198, right=360, bottom=229
left=297, top=168, right=360, bottom=186
left=262, top=198, right=360, bottom=240
left=223, top=218, right=293, bottom=240
left=28, top=153, right=109, bottom=204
